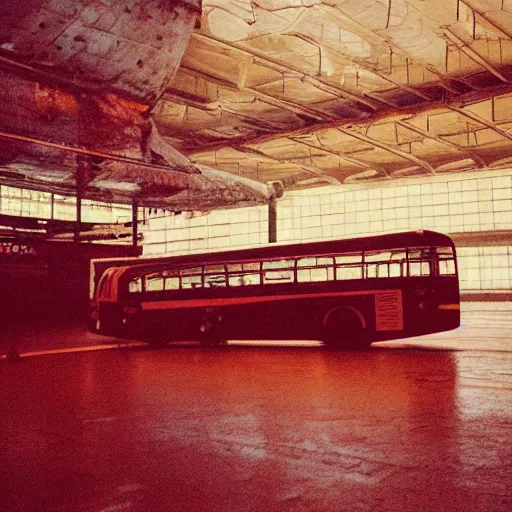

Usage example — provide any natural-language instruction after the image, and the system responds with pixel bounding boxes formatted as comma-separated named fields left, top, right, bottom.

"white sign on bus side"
left=375, top=290, right=404, bottom=331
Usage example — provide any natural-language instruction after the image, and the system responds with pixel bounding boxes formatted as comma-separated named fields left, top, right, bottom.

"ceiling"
left=160, top=0, right=512, bottom=188
left=2, top=1, right=512, bottom=209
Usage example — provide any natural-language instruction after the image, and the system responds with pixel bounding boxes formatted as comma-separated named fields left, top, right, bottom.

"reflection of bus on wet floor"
left=88, top=230, right=460, bottom=349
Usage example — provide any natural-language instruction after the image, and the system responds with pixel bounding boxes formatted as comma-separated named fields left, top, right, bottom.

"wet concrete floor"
left=0, top=304, right=511, bottom=511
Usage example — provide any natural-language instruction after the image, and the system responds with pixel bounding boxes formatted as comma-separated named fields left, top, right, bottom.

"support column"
left=74, top=158, right=88, bottom=243
left=74, top=193, right=82, bottom=243
left=268, top=196, right=277, bottom=243
left=132, top=201, right=139, bottom=249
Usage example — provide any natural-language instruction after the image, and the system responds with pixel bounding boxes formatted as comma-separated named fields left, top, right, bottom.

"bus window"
left=263, top=259, right=294, bottom=284
left=408, top=249, right=431, bottom=277
left=204, top=264, right=226, bottom=287
left=365, top=250, right=391, bottom=262
left=439, top=260, right=456, bottom=275
left=365, top=251, right=386, bottom=279
left=335, top=253, right=362, bottom=280
left=297, top=256, right=334, bottom=282
left=437, top=247, right=456, bottom=275
left=226, top=262, right=261, bottom=286
left=181, top=267, right=203, bottom=289
left=366, top=265, right=377, bottom=278
left=146, top=275, right=164, bottom=292
left=128, top=277, right=142, bottom=293
left=409, top=261, right=430, bottom=276
left=165, top=276, right=180, bottom=290
left=378, top=264, right=389, bottom=278
left=227, top=264, right=244, bottom=287
left=437, top=246, right=453, bottom=257
left=389, top=250, right=407, bottom=277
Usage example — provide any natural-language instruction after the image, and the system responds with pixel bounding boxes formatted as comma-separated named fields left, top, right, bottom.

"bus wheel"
left=322, top=309, right=368, bottom=350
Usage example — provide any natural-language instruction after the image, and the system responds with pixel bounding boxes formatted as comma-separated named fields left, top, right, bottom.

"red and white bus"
left=88, top=230, right=460, bottom=349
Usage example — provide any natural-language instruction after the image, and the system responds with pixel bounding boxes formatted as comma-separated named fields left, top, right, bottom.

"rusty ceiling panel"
left=0, top=0, right=202, bottom=103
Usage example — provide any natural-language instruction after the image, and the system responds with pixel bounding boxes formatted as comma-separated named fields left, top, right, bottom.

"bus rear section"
left=88, top=230, right=460, bottom=349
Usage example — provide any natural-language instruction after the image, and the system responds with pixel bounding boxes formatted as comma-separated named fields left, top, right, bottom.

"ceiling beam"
left=447, top=105, right=512, bottom=141
left=230, top=145, right=342, bottom=186
left=395, top=119, right=488, bottom=168
left=336, top=127, right=436, bottom=174
left=190, top=33, right=380, bottom=112
left=443, top=29, right=508, bottom=84
left=177, top=64, right=336, bottom=122
left=458, top=0, right=512, bottom=40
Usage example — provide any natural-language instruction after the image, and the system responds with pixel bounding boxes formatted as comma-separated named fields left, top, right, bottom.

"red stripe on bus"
left=139, top=289, right=399, bottom=311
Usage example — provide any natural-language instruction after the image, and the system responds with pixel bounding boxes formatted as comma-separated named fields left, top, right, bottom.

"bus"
left=88, top=230, right=460, bottom=349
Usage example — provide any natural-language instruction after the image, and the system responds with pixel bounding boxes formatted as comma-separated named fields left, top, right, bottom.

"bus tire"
left=322, top=308, right=369, bottom=350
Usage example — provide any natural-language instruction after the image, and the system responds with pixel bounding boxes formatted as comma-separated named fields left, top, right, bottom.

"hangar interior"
left=1, top=5, right=512, bottom=512
left=1, top=0, right=512, bottom=299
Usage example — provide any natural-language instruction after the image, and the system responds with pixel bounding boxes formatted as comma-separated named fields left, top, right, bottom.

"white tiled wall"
left=142, top=170, right=512, bottom=293
left=458, top=246, right=512, bottom=291
left=143, top=206, right=268, bottom=256
left=0, top=186, right=131, bottom=223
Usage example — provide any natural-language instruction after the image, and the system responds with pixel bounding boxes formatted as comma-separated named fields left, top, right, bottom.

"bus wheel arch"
left=322, top=306, right=369, bottom=350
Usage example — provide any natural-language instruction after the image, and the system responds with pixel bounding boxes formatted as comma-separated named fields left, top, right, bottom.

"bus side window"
left=225, top=262, right=261, bottom=286
left=204, top=265, right=227, bottom=287
left=335, top=253, right=362, bottom=280
left=389, top=250, right=407, bottom=277
left=165, top=277, right=180, bottom=290
left=128, top=277, right=142, bottom=293
left=364, top=250, right=391, bottom=279
left=263, top=259, right=294, bottom=284
left=181, top=267, right=203, bottom=289
left=389, top=262, right=403, bottom=277
left=437, top=247, right=456, bottom=275
left=146, top=275, right=164, bottom=292
left=227, top=264, right=243, bottom=287
left=297, top=257, right=334, bottom=282
left=378, top=264, right=389, bottom=278
left=409, top=261, right=430, bottom=276
left=408, top=249, right=431, bottom=277
left=239, top=262, right=261, bottom=286
left=439, top=259, right=456, bottom=275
